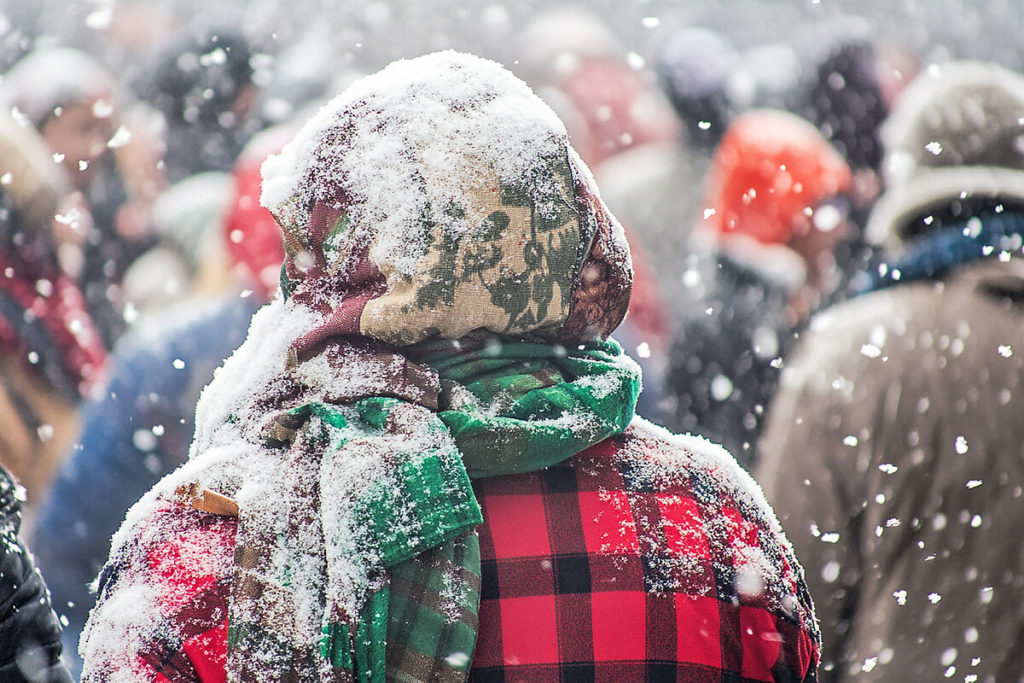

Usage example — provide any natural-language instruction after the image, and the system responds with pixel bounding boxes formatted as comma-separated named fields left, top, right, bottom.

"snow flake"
left=893, top=589, right=908, bottom=605
left=955, top=436, right=969, bottom=454
left=965, top=480, right=982, bottom=489
left=878, top=463, right=898, bottom=474
left=843, top=435, right=858, bottom=447
left=860, top=343, right=882, bottom=358
left=998, top=344, right=1013, bottom=358
left=625, top=51, right=645, bottom=69
left=91, top=99, right=113, bottom=118
left=107, top=125, right=132, bottom=149
left=928, top=592, right=942, bottom=604
left=445, top=651, right=470, bottom=668
left=710, top=374, right=733, bottom=401
left=820, top=532, right=840, bottom=544
left=85, top=7, right=113, bottom=29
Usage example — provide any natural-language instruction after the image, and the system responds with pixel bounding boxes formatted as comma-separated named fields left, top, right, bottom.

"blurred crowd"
left=0, top=4, right=1022, bottom=682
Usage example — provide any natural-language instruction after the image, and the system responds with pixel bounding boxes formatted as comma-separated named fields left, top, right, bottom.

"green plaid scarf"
left=226, top=337, right=639, bottom=683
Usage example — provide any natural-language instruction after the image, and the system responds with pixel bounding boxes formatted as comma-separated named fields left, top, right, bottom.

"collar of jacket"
left=862, top=211, right=1024, bottom=293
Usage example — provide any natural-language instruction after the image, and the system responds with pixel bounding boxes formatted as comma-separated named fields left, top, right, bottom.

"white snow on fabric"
left=262, top=51, right=570, bottom=279
left=614, top=418, right=809, bottom=627
left=80, top=51, right=639, bottom=677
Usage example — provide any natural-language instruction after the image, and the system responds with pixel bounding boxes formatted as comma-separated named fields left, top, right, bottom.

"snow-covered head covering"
left=0, top=47, right=116, bottom=128
left=867, top=61, right=1024, bottom=250
left=262, top=50, right=633, bottom=357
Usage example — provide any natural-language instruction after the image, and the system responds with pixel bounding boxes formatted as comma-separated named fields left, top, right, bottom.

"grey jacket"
left=757, top=257, right=1024, bottom=681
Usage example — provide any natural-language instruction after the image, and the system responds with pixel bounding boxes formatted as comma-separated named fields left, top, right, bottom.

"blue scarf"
left=862, top=212, right=1024, bottom=293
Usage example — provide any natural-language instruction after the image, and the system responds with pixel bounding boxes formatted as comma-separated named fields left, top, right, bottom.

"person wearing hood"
left=0, top=108, right=106, bottom=504
left=756, top=61, right=1024, bottom=680
left=0, top=46, right=161, bottom=348
left=80, top=52, right=819, bottom=682
left=666, top=109, right=853, bottom=468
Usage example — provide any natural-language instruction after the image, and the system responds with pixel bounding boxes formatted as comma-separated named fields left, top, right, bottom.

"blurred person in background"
left=138, top=25, right=260, bottom=184
left=756, top=61, right=1024, bottom=680
left=515, top=7, right=681, bottom=422
left=0, top=108, right=106, bottom=505
left=666, top=109, right=852, bottom=468
left=0, top=463, right=74, bottom=682
left=0, top=46, right=161, bottom=348
left=120, top=170, right=234, bottom=316
left=32, top=122, right=293, bottom=679
left=80, top=52, right=819, bottom=682
left=795, top=34, right=920, bottom=298
left=656, top=26, right=740, bottom=153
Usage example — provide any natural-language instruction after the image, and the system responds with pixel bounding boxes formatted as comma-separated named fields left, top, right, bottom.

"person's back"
left=760, top=255, right=1024, bottom=679
left=666, top=109, right=853, bottom=467
left=80, top=51, right=819, bottom=682
left=757, top=60, right=1024, bottom=679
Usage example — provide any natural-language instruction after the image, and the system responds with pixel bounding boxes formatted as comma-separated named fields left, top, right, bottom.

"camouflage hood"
left=260, top=50, right=633, bottom=359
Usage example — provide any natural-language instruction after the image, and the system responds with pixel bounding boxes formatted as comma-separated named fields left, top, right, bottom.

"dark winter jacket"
left=0, top=466, right=73, bottom=683
left=666, top=249, right=797, bottom=468
left=757, top=214, right=1024, bottom=680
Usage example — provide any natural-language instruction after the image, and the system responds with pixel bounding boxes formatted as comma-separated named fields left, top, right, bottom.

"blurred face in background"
left=40, top=98, right=114, bottom=191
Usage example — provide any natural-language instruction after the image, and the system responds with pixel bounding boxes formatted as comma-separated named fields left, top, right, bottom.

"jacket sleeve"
left=0, top=468, right=74, bottom=683
left=79, top=504, right=234, bottom=683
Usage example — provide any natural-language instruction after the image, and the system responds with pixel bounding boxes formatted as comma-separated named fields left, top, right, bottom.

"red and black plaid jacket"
left=91, top=420, right=819, bottom=682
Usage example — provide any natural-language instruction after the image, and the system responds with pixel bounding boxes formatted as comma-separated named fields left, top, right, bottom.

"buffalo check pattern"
left=470, top=432, right=817, bottom=682
left=97, top=427, right=817, bottom=682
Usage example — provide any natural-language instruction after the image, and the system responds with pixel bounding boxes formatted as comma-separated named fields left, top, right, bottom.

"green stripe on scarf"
left=420, top=338, right=641, bottom=478
left=234, top=337, right=639, bottom=683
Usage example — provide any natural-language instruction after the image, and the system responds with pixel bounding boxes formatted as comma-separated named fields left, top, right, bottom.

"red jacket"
left=86, top=420, right=818, bottom=682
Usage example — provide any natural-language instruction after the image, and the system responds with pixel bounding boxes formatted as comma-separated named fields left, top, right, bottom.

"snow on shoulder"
left=618, top=418, right=812, bottom=630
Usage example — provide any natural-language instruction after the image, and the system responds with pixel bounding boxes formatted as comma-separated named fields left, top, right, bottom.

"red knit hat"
left=703, top=109, right=852, bottom=244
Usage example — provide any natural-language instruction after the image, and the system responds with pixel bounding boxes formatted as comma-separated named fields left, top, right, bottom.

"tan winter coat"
left=757, top=257, right=1024, bottom=681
